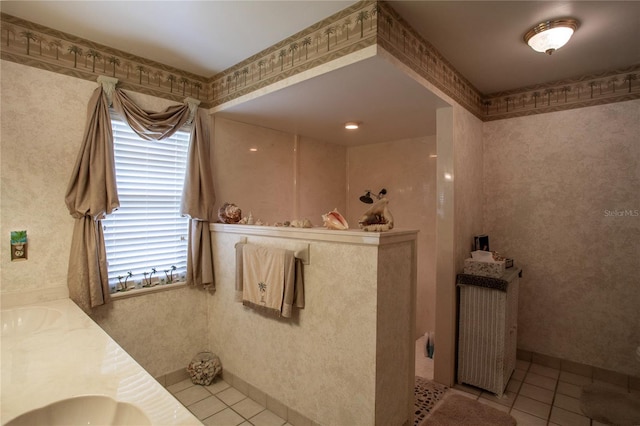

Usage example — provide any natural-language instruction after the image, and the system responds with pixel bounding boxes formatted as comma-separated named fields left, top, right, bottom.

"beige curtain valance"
left=65, top=77, right=215, bottom=312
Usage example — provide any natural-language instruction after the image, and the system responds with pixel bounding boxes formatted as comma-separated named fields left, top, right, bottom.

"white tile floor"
left=447, top=359, right=634, bottom=426
left=414, top=336, right=639, bottom=426
left=169, top=343, right=635, bottom=426
left=167, top=377, right=291, bottom=426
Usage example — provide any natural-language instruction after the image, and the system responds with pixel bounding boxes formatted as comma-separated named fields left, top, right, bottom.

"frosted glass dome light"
left=524, top=18, right=579, bottom=55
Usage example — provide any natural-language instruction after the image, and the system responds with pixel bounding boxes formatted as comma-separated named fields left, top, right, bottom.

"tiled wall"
left=453, top=104, right=485, bottom=273
left=432, top=104, right=485, bottom=385
left=347, top=136, right=437, bottom=338
left=484, top=99, right=640, bottom=377
left=211, top=116, right=346, bottom=226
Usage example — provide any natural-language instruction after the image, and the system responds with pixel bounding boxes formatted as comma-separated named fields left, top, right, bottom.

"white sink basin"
left=1, top=306, right=62, bottom=337
left=5, top=395, right=151, bottom=426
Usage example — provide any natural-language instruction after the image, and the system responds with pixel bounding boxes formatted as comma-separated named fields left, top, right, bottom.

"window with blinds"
left=102, top=114, right=190, bottom=292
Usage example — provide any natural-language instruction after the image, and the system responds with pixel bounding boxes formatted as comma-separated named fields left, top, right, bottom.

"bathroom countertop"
left=0, top=298, right=201, bottom=425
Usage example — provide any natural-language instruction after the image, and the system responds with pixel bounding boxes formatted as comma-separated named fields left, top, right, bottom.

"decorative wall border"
left=482, top=66, right=640, bottom=120
left=375, top=1, right=485, bottom=119
left=0, top=12, right=211, bottom=106
left=209, top=1, right=379, bottom=107
left=1, top=2, right=638, bottom=121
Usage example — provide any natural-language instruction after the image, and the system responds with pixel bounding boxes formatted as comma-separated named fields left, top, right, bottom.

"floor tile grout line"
left=178, top=383, right=280, bottom=425
left=229, top=398, right=267, bottom=422
left=508, top=360, right=531, bottom=415
left=546, top=370, right=561, bottom=426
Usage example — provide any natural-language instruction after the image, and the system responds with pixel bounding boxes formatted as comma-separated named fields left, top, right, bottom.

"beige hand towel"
left=242, top=244, right=287, bottom=316
left=235, top=242, right=304, bottom=318
left=282, top=257, right=304, bottom=317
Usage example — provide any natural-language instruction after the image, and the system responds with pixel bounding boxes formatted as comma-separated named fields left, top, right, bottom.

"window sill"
left=110, top=282, right=188, bottom=301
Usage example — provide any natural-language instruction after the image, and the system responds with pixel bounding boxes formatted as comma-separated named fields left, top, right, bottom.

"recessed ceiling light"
left=344, top=122, right=360, bottom=130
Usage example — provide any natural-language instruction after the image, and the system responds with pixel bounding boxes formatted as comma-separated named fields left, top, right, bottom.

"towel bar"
left=237, top=237, right=310, bottom=265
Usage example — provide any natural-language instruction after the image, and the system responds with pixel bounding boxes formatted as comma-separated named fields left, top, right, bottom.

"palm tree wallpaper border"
left=374, top=1, right=639, bottom=120
left=1, top=12, right=209, bottom=104
left=208, top=1, right=382, bottom=108
left=1, top=1, right=638, bottom=120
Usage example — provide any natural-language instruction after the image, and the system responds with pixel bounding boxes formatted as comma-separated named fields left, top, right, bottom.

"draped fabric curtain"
left=111, top=89, right=190, bottom=140
left=65, top=87, right=118, bottom=312
left=182, top=109, right=217, bottom=288
left=65, top=78, right=215, bottom=312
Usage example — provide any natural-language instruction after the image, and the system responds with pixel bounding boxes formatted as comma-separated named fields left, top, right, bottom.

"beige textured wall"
left=0, top=60, right=207, bottom=377
left=347, top=137, right=437, bottom=338
left=1, top=61, right=90, bottom=298
left=209, top=230, right=379, bottom=425
left=483, top=100, right=640, bottom=377
left=375, top=241, right=417, bottom=424
left=90, top=287, right=208, bottom=378
left=209, top=227, right=416, bottom=425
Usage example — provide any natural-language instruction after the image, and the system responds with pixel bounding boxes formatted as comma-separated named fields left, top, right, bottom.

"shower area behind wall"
left=212, top=117, right=439, bottom=378
left=346, top=135, right=438, bottom=373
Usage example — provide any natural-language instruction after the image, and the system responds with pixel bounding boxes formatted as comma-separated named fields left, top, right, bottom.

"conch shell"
left=218, top=202, right=242, bottom=224
left=358, top=198, right=394, bottom=232
left=322, top=208, right=349, bottom=230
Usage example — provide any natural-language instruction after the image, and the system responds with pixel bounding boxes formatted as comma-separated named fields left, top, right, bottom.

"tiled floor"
left=449, top=359, right=633, bottom=426
left=167, top=377, right=292, bottom=426
left=168, top=353, right=634, bottom=426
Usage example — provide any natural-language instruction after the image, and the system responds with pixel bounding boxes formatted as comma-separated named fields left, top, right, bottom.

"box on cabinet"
left=463, top=258, right=506, bottom=278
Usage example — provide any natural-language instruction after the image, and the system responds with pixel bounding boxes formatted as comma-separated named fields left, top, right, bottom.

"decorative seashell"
left=322, top=208, right=349, bottom=230
left=358, top=198, right=394, bottom=232
left=218, top=202, right=242, bottom=224
left=290, top=218, right=313, bottom=228
left=247, top=212, right=254, bottom=225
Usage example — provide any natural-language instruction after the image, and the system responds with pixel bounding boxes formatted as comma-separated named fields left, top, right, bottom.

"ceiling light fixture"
left=344, top=122, right=360, bottom=130
left=524, top=18, right=579, bottom=55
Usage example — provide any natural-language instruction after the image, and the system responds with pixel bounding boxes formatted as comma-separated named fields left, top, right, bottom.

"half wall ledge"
left=209, top=224, right=419, bottom=425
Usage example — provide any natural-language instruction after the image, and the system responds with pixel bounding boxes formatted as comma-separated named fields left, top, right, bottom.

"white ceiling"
left=2, top=1, right=638, bottom=145
left=390, top=1, right=640, bottom=94
left=215, top=55, right=448, bottom=145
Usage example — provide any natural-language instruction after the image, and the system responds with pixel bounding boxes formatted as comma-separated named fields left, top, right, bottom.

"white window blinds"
left=102, top=114, right=190, bottom=291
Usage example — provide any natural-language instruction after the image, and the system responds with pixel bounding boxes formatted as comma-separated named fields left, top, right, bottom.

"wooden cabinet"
left=456, top=268, right=521, bottom=397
